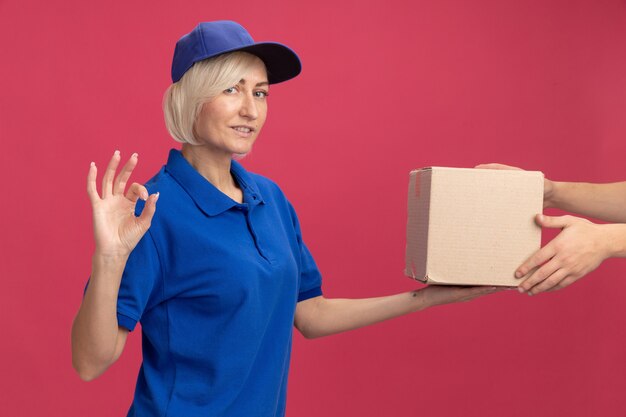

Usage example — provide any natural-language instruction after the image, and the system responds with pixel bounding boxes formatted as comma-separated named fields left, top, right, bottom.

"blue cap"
left=171, top=21, right=302, bottom=84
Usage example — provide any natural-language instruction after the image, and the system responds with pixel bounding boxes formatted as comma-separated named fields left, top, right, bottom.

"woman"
left=477, top=163, right=626, bottom=295
left=72, top=21, right=498, bottom=417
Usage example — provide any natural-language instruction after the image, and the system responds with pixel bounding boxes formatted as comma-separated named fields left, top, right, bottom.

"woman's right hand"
left=87, top=151, right=158, bottom=258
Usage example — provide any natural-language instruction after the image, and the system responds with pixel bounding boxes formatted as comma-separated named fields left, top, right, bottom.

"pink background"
left=2, top=0, right=626, bottom=416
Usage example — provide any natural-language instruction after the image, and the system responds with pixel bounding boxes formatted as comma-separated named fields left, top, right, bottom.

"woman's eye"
left=254, top=91, right=269, bottom=98
left=224, top=87, right=237, bottom=94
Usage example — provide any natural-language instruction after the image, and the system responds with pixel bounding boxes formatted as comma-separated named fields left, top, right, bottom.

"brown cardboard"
left=404, top=167, right=543, bottom=286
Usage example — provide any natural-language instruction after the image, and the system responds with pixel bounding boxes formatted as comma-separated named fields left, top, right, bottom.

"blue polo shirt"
left=116, top=149, right=322, bottom=417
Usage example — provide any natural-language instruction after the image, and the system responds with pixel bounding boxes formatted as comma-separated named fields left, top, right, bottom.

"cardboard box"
left=404, top=167, right=543, bottom=286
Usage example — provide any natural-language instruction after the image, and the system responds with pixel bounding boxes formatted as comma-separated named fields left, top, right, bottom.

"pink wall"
left=1, top=0, right=625, bottom=416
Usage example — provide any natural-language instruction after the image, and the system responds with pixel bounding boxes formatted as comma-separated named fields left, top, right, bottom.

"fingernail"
left=515, top=271, right=523, bottom=278
left=527, top=291, right=533, bottom=296
left=518, top=287, right=525, bottom=294
left=154, top=192, right=160, bottom=202
left=132, top=153, right=138, bottom=158
left=114, top=150, right=120, bottom=155
left=90, top=161, right=95, bottom=167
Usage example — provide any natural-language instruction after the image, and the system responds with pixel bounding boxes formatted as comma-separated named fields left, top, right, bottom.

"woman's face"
left=194, top=58, right=269, bottom=157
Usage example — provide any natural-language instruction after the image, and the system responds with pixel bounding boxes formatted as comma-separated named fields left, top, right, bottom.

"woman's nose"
left=239, top=94, right=258, bottom=120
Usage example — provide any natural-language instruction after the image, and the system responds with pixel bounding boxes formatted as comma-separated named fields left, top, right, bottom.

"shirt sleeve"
left=287, top=202, right=323, bottom=302
left=116, top=230, right=162, bottom=331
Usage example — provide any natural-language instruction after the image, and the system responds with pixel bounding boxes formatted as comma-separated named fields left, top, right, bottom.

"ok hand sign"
left=87, top=151, right=158, bottom=258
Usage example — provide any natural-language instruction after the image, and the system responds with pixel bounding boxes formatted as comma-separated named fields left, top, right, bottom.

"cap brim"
left=238, top=42, right=302, bottom=84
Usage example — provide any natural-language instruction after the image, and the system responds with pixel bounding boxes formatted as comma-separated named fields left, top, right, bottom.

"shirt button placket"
left=240, top=204, right=270, bottom=263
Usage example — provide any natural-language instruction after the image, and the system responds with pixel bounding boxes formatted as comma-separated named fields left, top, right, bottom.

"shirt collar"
left=165, top=149, right=265, bottom=217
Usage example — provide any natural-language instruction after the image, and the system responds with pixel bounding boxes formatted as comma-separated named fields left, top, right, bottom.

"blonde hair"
left=163, top=51, right=265, bottom=145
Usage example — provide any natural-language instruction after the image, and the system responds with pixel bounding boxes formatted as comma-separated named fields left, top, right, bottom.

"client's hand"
left=515, top=214, right=616, bottom=295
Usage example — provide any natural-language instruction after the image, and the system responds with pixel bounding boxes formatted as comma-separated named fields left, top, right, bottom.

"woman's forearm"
left=71, top=253, right=128, bottom=381
left=547, top=181, right=626, bottom=223
left=294, top=286, right=497, bottom=339
left=294, top=292, right=426, bottom=339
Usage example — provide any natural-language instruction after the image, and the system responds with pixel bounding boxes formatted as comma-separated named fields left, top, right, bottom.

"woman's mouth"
left=231, top=126, right=254, bottom=137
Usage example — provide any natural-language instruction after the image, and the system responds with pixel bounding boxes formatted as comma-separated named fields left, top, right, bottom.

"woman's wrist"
left=409, top=289, right=430, bottom=311
left=93, top=249, right=130, bottom=264
left=91, top=251, right=129, bottom=281
left=83, top=252, right=128, bottom=306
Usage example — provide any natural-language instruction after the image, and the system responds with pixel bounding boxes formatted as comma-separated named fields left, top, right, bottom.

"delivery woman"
left=72, top=21, right=498, bottom=417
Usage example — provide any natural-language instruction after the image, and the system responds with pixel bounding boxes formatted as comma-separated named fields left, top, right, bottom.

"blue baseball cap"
left=171, top=21, right=302, bottom=84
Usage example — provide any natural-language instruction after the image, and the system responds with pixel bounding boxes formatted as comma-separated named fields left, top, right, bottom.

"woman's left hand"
left=516, top=214, right=614, bottom=295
